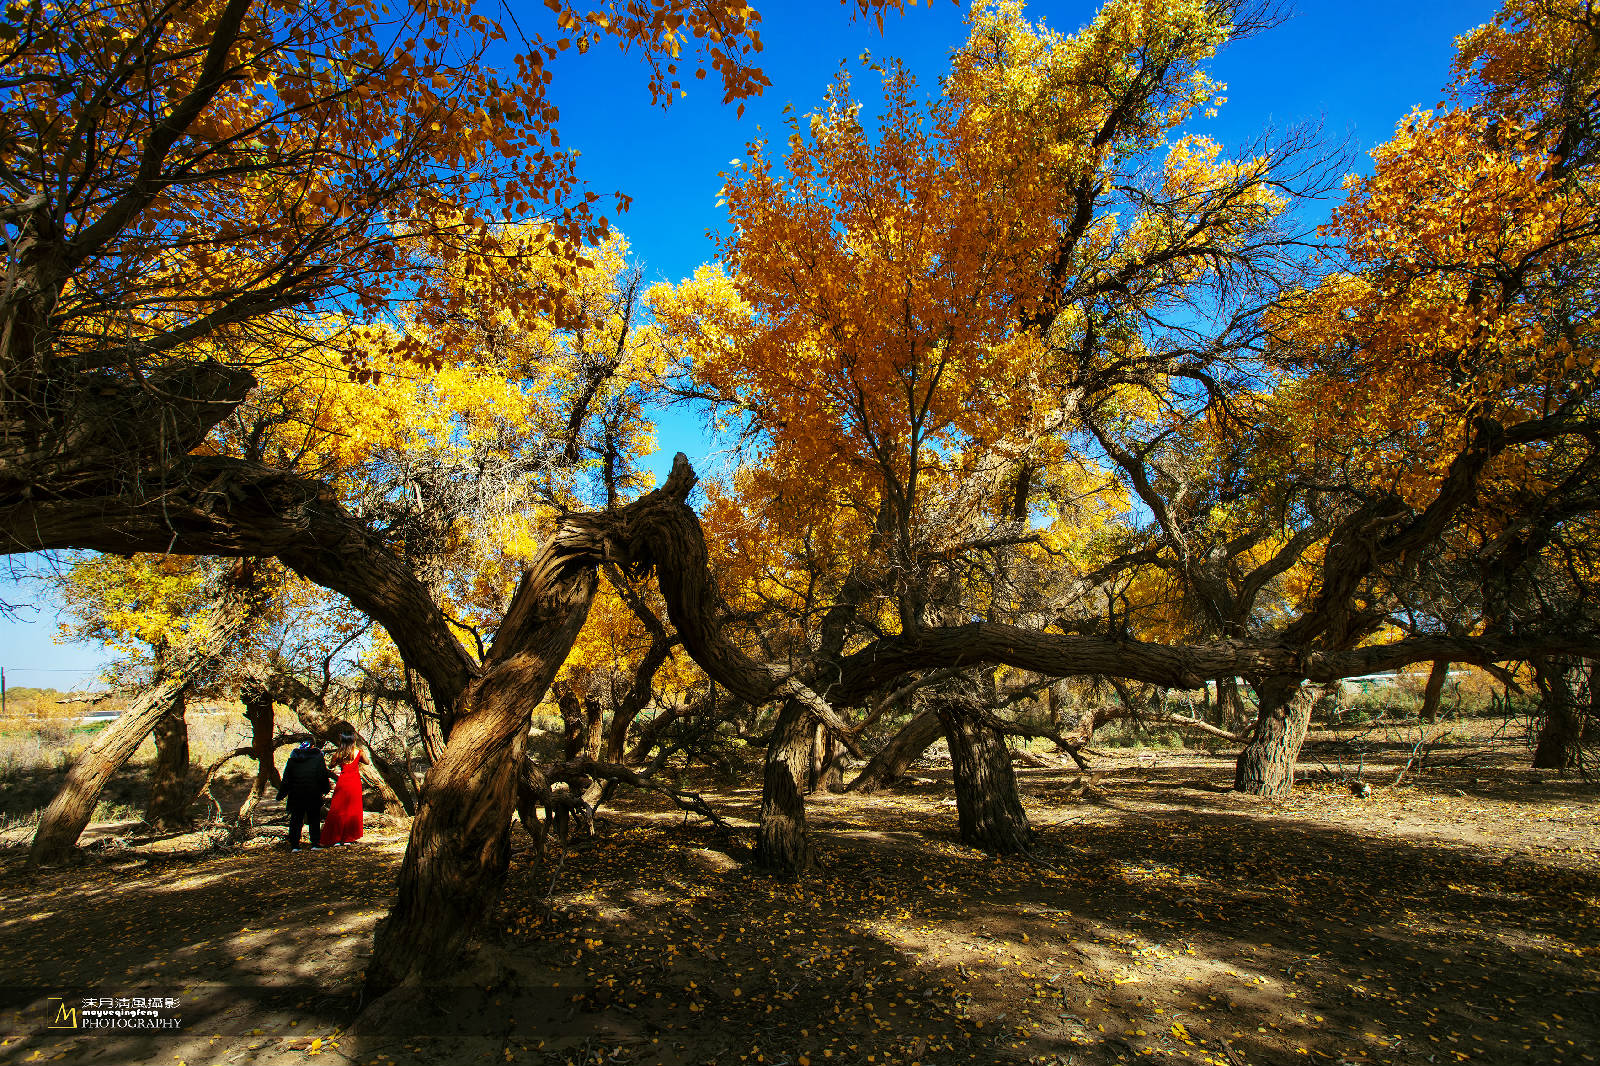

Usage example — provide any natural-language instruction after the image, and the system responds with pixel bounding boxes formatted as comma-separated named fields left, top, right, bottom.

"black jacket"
left=277, top=746, right=331, bottom=805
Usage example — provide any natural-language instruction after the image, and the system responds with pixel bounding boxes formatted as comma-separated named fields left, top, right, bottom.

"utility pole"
left=2, top=666, right=7, bottom=716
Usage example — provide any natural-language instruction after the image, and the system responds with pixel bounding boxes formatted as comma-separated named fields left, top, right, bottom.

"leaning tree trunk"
left=364, top=545, right=599, bottom=998
left=145, top=690, right=192, bottom=830
left=29, top=569, right=261, bottom=865
left=1532, top=658, right=1582, bottom=769
left=1233, top=676, right=1312, bottom=797
left=936, top=699, right=1031, bottom=855
left=808, top=721, right=844, bottom=793
left=755, top=698, right=815, bottom=876
left=848, top=708, right=943, bottom=793
left=1420, top=660, right=1449, bottom=724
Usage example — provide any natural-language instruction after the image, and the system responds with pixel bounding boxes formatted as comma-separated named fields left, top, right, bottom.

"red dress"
left=321, top=751, right=365, bottom=844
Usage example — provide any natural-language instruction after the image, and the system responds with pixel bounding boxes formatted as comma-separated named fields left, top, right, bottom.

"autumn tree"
left=29, top=557, right=268, bottom=863
left=1218, top=0, right=1600, bottom=788
left=650, top=0, right=1333, bottom=858
left=50, top=554, right=237, bottom=832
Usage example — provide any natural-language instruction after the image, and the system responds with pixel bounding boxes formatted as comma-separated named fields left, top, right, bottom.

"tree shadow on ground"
left=0, top=769, right=1595, bottom=1066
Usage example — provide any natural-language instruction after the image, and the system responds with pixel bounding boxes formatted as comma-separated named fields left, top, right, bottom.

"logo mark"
left=47, top=998, right=79, bottom=1029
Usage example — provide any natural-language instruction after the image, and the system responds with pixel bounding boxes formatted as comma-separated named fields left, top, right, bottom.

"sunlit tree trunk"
left=848, top=708, right=942, bottom=793
left=29, top=569, right=260, bottom=865
left=755, top=698, right=814, bottom=876
left=406, top=665, right=449, bottom=765
left=558, top=684, right=585, bottom=759
left=145, top=690, right=192, bottom=830
left=364, top=551, right=597, bottom=997
left=808, top=721, right=844, bottom=793
left=236, top=687, right=279, bottom=823
left=1233, top=676, right=1311, bottom=797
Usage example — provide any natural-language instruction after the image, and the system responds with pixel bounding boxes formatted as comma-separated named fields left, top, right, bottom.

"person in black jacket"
left=277, top=740, right=331, bottom=851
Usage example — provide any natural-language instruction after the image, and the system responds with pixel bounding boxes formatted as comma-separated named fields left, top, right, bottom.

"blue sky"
left=0, top=0, right=1499, bottom=689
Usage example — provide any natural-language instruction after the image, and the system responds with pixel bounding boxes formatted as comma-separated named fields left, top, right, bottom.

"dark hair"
left=331, top=730, right=358, bottom=766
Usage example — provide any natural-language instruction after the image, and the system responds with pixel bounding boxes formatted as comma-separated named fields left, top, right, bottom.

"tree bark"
left=1233, top=676, right=1312, bottom=797
left=583, top=695, right=605, bottom=761
left=1587, top=661, right=1600, bottom=744
left=754, top=698, right=815, bottom=876
left=1532, top=658, right=1582, bottom=769
left=1216, top=677, right=1249, bottom=731
left=936, top=698, right=1031, bottom=855
left=29, top=567, right=261, bottom=865
left=364, top=536, right=599, bottom=997
left=145, top=690, right=192, bottom=830
left=808, top=721, right=844, bottom=793
left=406, top=665, right=450, bottom=764
left=848, top=708, right=943, bottom=793
left=557, top=684, right=586, bottom=760
left=236, top=687, right=279, bottom=823
left=1420, top=660, right=1449, bottom=723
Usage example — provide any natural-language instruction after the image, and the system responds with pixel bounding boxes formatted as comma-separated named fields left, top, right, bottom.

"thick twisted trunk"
left=234, top=688, right=278, bottom=824
left=1532, top=658, right=1583, bottom=769
left=1233, top=676, right=1312, bottom=797
left=755, top=699, right=815, bottom=876
left=808, top=721, right=844, bottom=793
left=848, top=708, right=943, bottom=793
left=364, top=540, right=598, bottom=997
left=29, top=568, right=260, bottom=865
left=936, top=699, right=1031, bottom=855
left=145, top=690, right=192, bottom=830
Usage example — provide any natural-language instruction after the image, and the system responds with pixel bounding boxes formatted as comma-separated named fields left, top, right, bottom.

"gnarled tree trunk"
left=808, top=721, right=843, bottom=793
left=29, top=568, right=261, bottom=865
left=145, top=690, right=192, bottom=830
left=236, top=687, right=280, bottom=823
left=364, top=541, right=599, bottom=997
left=936, top=699, right=1031, bottom=855
left=557, top=684, right=586, bottom=759
left=1233, top=676, right=1312, bottom=797
left=755, top=698, right=815, bottom=876
left=1532, top=658, right=1582, bottom=769
left=848, top=708, right=943, bottom=793
left=582, top=695, right=605, bottom=761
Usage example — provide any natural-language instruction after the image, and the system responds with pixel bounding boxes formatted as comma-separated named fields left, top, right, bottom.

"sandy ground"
left=0, top=725, right=1595, bottom=1066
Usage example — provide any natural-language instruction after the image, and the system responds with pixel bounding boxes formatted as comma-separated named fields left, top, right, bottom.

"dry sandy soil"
left=0, top=723, right=1595, bottom=1066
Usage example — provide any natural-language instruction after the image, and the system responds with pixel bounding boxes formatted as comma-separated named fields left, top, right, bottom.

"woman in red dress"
left=320, top=733, right=365, bottom=845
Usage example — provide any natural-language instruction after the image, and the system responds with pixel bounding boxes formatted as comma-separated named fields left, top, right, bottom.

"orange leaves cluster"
left=1271, top=2, right=1600, bottom=512
left=652, top=0, right=1261, bottom=604
left=9, top=0, right=910, bottom=387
